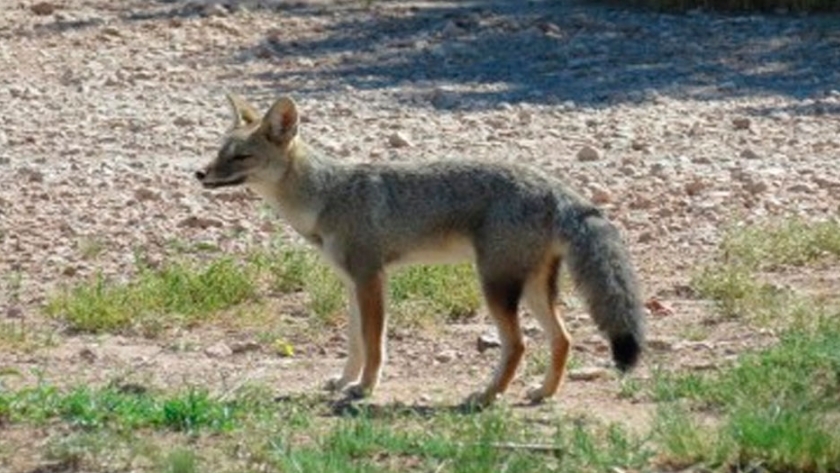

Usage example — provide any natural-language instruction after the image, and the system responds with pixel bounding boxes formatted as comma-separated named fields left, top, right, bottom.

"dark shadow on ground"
left=233, top=0, right=840, bottom=111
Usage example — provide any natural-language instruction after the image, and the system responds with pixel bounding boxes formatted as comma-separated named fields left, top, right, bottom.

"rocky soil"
left=1, top=0, right=839, bottom=464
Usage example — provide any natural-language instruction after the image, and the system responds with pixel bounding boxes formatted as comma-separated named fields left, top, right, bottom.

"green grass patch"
left=654, top=314, right=840, bottom=471
left=1, top=383, right=652, bottom=472
left=691, top=219, right=837, bottom=324
left=0, top=384, right=246, bottom=433
left=389, top=264, right=481, bottom=328
left=720, top=219, right=840, bottom=271
left=45, top=258, right=257, bottom=335
left=252, top=241, right=481, bottom=328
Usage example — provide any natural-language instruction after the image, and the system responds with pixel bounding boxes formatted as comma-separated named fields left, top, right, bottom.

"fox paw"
left=324, top=376, right=355, bottom=393
left=462, top=390, right=498, bottom=409
left=342, top=383, right=372, bottom=400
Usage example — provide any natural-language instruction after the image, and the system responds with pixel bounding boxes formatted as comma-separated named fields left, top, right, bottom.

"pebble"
left=732, top=117, right=752, bottom=130
left=576, top=145, right=601, bottom=162
left=477, top=334, right=501, bottom=353
left=568, top=367, right=610, bottom=382
left=434, top=350, right=457, bottom=363
left=205, top=341, right=233, bottom=358
left=388, top=132, right=411, bottom=148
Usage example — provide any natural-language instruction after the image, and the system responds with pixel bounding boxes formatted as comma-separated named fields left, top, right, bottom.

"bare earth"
left=1, top=0, right=839, bottom=469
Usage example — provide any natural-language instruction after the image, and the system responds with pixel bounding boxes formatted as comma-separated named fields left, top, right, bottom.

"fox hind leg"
left=523, top=255, right=572, bottom=403
left=465, top=276, right=526, bottom=407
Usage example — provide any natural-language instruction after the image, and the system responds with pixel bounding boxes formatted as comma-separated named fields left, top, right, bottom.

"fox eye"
left=231, top=154, right=251, bottom=161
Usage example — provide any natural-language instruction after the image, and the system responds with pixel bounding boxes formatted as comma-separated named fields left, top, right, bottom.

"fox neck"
left=247, top=138, right=331, bottom=238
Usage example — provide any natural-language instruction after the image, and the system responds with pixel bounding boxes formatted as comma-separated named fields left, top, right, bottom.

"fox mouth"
left=199, top=176, right=247, bottom=189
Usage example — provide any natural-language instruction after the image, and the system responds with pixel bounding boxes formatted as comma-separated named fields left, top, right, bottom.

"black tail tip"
left=611, top=333, right=642, bottom=372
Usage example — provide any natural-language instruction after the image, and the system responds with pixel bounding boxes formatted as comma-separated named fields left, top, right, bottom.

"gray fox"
left=195, top=95, right=645, bottom=407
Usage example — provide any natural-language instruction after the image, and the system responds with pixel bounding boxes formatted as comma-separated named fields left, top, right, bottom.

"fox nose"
left=194, top=170, right=206, bottom=181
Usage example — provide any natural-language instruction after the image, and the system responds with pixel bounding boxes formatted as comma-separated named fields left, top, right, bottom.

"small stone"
left=178, top=216, right=224, bottom=229
left=388, top=132, right=411, bottom=148
left=434, top=350, right=456, bottom=363
left=576, top=145, right=601, bottom=162
left=231, top=340, right=261, bottom=354
left=644, top=297, right=674, bottom=317
left=31, top=2, right=57, bottom=15
left=441, top=20, right=463, bottom=37
left=788, top=183, right=814, bottom=193
left=647, top=337, right=676, bottom=352
left=477, top=334, right=501, bottom=353
left=173, top=116, right=194, bottom=127
left=740, top=148, right=761, bottom=160
left=134, top=187, right=159, bottom=201
left=813, top=176, right=839, bottom=189
left=589, top=185, right=611, bottom=204
left=6, top=306, right=24, bottom=319
left=744, top=179, right=769, bottom=195
left=732, top=117, right=751, bottom=130
left=203, top=3, right=229, bottom=17
left=637, top=231, right=654, bottom=244
left=568, top=367, right=610, bottom=382
left=684, top=179, right=706, bottom=196
left=205, top=341, right=233, bottom=358
left=78, top=347, right=97, bottom=363
left=62, top=266, right=78, bottom=277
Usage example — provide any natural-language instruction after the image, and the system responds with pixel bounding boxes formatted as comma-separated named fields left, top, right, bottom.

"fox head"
left=195, top=94, right=300, bottom=189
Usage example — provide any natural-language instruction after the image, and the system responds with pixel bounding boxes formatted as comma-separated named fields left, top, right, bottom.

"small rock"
left=31, top=2, right=57, bottom=15
left=205, top=341, right=233, bottom=358
left=231, top=340, right=261, bottom=354
left=685, top=361, right=717, bottom=371
left=568, top=367, right=610, bottom=382
left=744, top=179, right=769, bottom=195
left=576, top=145, right=601, bottom=162
left=203, top=3, right=229, bottom=17
left=788, top=183, right=814, bottom=193
left=685, top=179, right=706, bottom=196
left=740, top=148, right=761, bottom=160
left=589, top=185, right=611, bottom=205
left=178, top=216, right=224, bottom=229
left=630, top=140, right=647, bottom=151
left=62, top=266, right=78, bottom=277
left=813, top=176, right=839, bottom=189
left=134, top=187, right=159, bottom=201
left=637, top=231, right=654, bottom=244
left=645, top=297, right=674, bottom=317
left=78, top=347, right=97, bottom=363
left=441, top=20, right=463, bottom=37
left=388, top=132, right=411, bottom=148
left=647, top=337, right=676, bottom=352
left=101, top=26, right=121, bottom=37
left=6, top=306, right=24, bottom=319
left=173, top=116, right=194, bottom=127
left=732, top=117, right=751, bottom=130
left=477, top=334, right=501, bottom=353
left=434, top=350, right=457, bottom=363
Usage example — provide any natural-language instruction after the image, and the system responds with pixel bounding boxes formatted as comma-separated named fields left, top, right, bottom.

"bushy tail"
left=558, top=206, right=645, bottom=371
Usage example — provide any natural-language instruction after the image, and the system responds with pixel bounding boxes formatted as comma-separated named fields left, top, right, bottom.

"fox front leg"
left=324, top=288, right=364, bottom=392
left=340, top=272, right=387, bottom=399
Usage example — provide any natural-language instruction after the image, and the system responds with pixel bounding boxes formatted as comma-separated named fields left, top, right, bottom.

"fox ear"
left=226, top=93, right=260, bottom=127
left=262, top=96, right=299, bottom=145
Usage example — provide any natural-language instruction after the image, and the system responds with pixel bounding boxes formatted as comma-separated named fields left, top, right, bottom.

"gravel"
left=1, top=0, right=838, bottom=311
